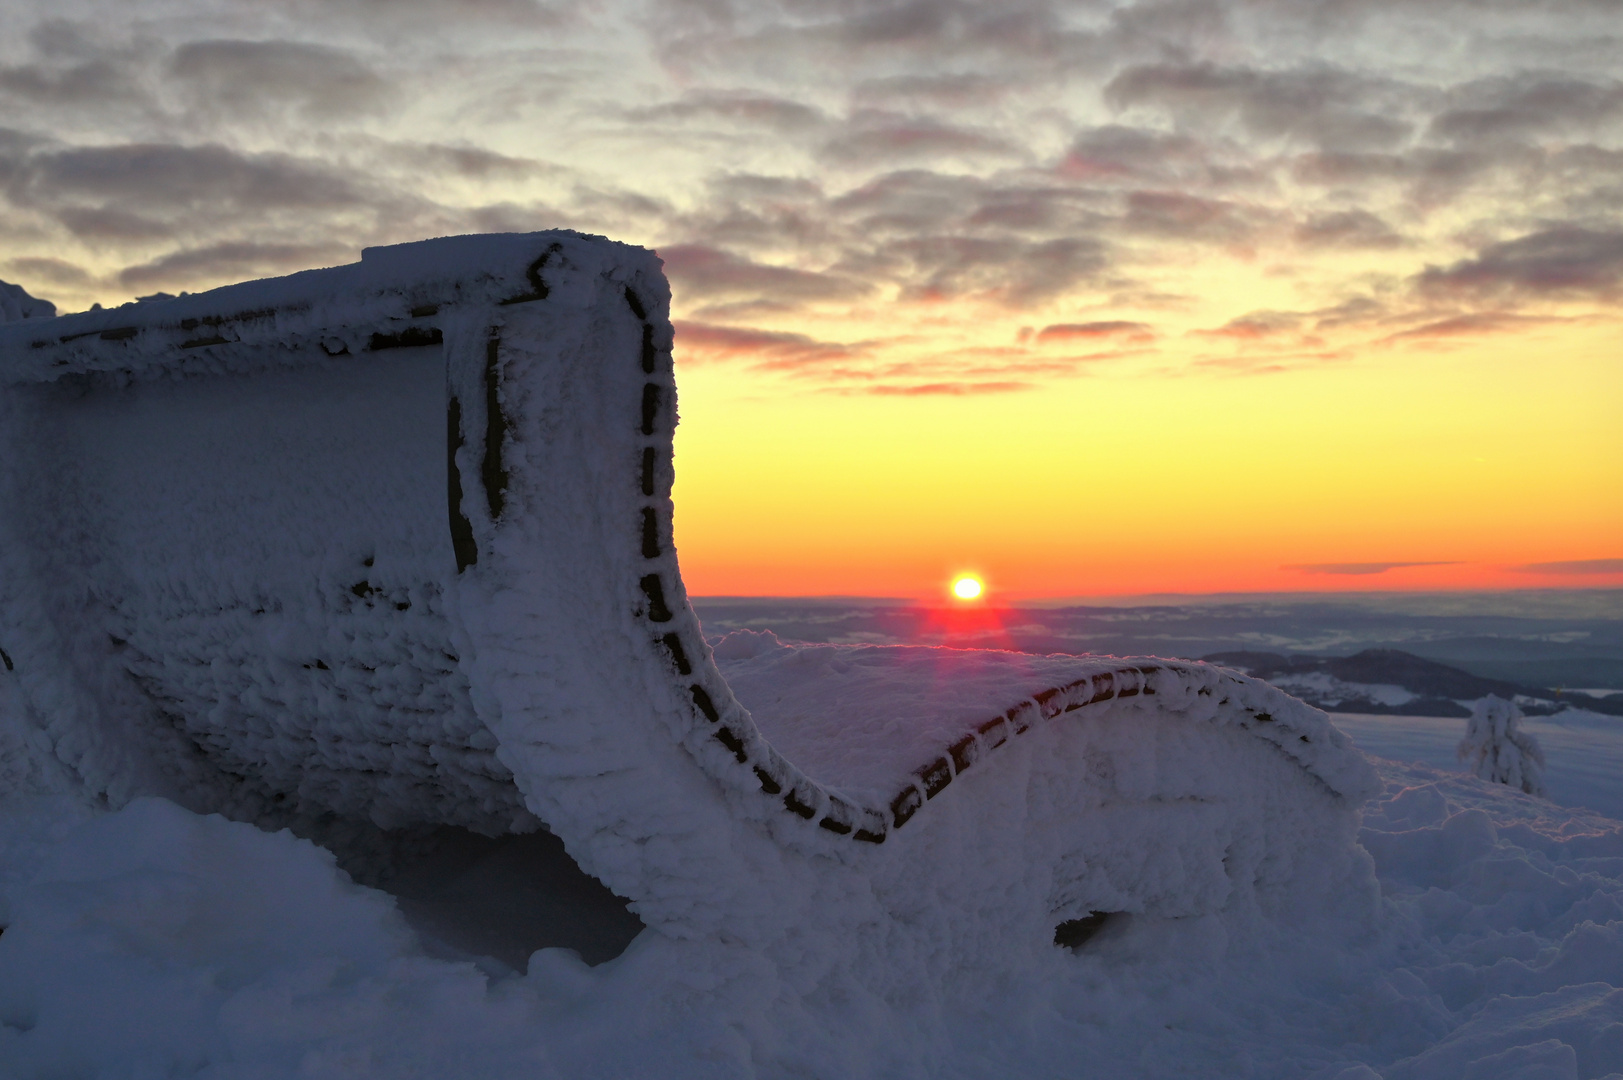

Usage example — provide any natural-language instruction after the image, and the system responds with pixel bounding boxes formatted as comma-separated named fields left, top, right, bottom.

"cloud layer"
left=0, top=0, right=1618, bottom=394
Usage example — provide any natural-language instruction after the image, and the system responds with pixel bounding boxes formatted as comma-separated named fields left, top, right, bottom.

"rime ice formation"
left=1458, top=694, right=1548, bottom=797
left=0, top=232, right=1381, bottom=990
left=0, top=280, right=55, bottom=324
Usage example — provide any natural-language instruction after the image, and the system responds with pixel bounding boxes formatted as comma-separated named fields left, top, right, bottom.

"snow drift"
left=0, top=232, right=1380, bottom=990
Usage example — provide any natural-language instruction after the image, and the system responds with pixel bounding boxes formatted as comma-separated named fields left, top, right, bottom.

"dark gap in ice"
left=1054, top=911, right=1117, bottom=950
left=446, top=396, right=478, bottom=571
left=368, top=326, right=443, bottom=351
left=322, top=822, right=645, bottom=972
left=481, top=333, right=508, bottom=520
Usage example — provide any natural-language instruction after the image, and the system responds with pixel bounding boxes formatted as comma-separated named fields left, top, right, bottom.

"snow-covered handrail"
left=0, top=232, right=1379, bottom=950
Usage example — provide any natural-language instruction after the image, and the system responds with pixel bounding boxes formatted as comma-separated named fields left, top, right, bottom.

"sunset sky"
left=1, top=0, right=1618, bottom=598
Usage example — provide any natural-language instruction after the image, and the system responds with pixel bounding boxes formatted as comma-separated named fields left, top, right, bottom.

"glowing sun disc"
left=952, top=576, right=983, bottom=600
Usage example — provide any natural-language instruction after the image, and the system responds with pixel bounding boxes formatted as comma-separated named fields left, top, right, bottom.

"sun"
left=951, top=575, right=983, bottom=600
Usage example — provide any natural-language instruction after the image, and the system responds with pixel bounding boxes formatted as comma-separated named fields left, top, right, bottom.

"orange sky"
left=672, top=306, right=1621, bottom=599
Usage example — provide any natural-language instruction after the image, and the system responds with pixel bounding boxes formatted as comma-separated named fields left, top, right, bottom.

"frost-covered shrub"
left=1458, top=695, right=1547, bottom=797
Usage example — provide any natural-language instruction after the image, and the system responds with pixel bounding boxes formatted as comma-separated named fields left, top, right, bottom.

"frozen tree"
left=1458, top=695, right=1547, bottom=797
left=1, top=279, right=56, bottom=323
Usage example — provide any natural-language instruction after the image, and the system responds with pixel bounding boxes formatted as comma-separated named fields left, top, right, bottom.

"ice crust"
left=0, top=233, right=1407, bottom=1071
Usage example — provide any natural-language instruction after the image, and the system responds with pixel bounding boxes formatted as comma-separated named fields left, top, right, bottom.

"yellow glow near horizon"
left=952, top=576, right=984, bottom=600
left=671, top=315, right=1623, bottom=598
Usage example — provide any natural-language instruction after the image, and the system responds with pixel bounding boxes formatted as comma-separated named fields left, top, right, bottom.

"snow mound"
left=3, top=233, right=1380, bottom=1016
left=0, top=281, right=53, bottom=325
left=0, top=761, right=1618, bottom=1077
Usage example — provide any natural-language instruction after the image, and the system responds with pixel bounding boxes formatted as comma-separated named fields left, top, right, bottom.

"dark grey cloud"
left=0, top=20, right=154, bottom=114
left=0, top=55, right=146, bottom=109
left=658, top=243, right=872, bottom=303
left=1429, top=74, right=1623, bottom=145
left=1106, top=62, right=1417, bottom=152
left=8, top=142, right=365, bottom=218
left=168, top=40, right=392, bottom=121
left=1124, top=191, right=1273, bottom=246
left=1058, top=126, right=1236, bottom=189
left=4, top=255, right=92, bottom=288
left=1294, top=209, right=1405, bottom=249
left=888, top=234, right=1111, bottom=304
left=1417, top=226, right=1623, bottom=301
left=117, top=240, right=350, bottom=289
left=625, top=90, right=828, bottom=132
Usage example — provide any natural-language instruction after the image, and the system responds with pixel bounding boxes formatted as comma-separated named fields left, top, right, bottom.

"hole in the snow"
left=1055, top=911, right=1118, bottom=950
left=320, top=823, right=645, bottom=972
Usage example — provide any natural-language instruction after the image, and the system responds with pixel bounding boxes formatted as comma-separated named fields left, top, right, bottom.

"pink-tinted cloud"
left=1035, top=320, right=1154, bottom=344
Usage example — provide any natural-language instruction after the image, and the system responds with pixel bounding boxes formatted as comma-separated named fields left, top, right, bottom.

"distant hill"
left=1201, top=648, right=1623, bottom=718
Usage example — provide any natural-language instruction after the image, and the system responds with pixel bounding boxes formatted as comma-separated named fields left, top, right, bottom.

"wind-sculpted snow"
left=0, top=760, right=1618, bottom=1077
left=0, top=232, right=1409, bottom=1074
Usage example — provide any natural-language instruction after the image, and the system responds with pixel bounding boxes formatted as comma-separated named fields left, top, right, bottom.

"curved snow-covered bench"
left=0, top=232, right=1379, bottom=965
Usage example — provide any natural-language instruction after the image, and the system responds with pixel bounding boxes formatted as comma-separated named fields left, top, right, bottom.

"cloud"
left=852, top=72, right=1010, bottom=108
left=819, top=112, right=1025, bottom=165
left=1294, top=209, right=1405, bottom=249
left=4, top=255, right=92, bottom=287
left=168, top=40, right=393, bottom=122
left=673, top=320, right=865, bottom=367
left=8, top=142, right=366, bottom=218
left=1380, top=311, right=1565, bottom=342
left=889, top=234, right=1112, bottom=304
left=1286, top=562, right=1460, bottom=575
left=1106, top=62, right=1416, bottom=152
left=624, top=91, right=827, bottom=132
left=862, top=380, right=1029, bottom=395
left=1124, top=191, right=1272, bottom=246
left=1058, top=125, right=1227, bottom=188
left=117, top=241, right=350, bottom=289
left=1511, top=559, right=1623, bottom=575
left=658, top=244, right=871, bottom=303
left=1194, top=311, right=1304, bottom=340
left=1035, top=320, right=1154, bottom=344
left=1428, top=75, right=1623, bottom=144
left=1416, top=227, right=1623, bottom=301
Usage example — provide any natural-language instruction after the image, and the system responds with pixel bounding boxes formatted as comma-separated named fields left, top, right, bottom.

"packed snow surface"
left=1, top=740, right=1620, bottom=1078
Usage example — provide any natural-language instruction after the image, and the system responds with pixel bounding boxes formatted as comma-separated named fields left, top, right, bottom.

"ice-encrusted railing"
left=610, top=246, right=1372, bottom=845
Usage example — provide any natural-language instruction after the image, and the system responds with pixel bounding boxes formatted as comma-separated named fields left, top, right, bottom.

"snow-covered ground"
left=0, top=711, right=1618, bottom=1079
left=1338, top=709, right=1623, bottom=820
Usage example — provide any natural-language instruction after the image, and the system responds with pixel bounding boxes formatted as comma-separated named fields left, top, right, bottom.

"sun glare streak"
left=952, top=575, right=983, bottom=600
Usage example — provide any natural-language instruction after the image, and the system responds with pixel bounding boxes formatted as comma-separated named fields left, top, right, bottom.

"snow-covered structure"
left=1458, top=695, right=1547, bottom=797
left=0, top=232, right=1380, bottom=981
